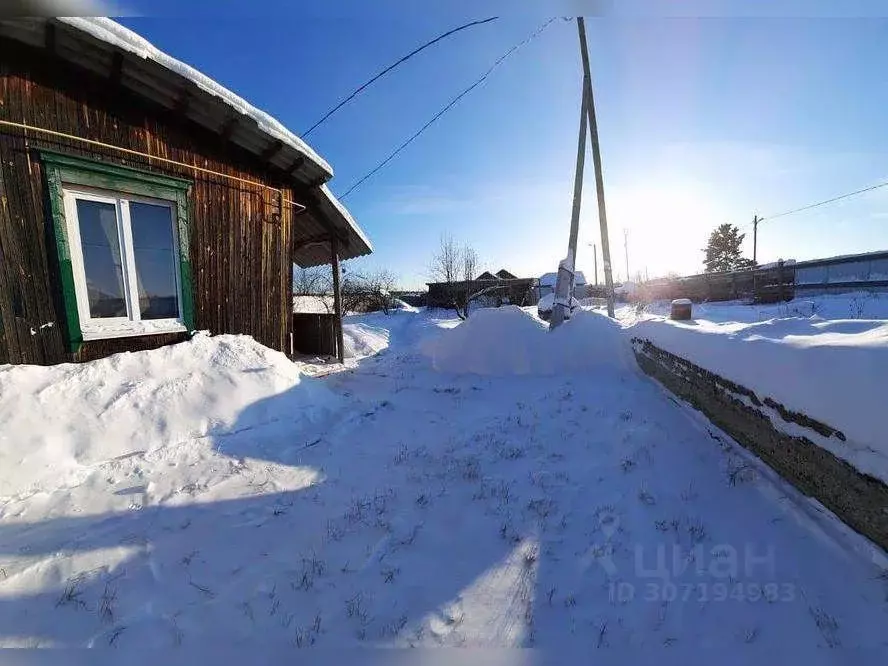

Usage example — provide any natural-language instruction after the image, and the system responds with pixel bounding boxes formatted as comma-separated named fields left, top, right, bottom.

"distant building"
left=427, top=269, right=537, bottom=310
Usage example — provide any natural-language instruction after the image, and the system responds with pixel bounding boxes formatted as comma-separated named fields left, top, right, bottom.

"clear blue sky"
left=118, top=1, right=888, bottom=287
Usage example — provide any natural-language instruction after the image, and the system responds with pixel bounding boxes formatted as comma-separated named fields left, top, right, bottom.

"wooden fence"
left=640, top=263, right=794, bottom=304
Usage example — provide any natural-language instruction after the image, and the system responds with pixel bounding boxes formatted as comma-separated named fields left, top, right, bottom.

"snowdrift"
left=422, top=306, right=635, bottom=376
left=0, top=333, right=339, bottom=497
left=343, top=321, right=390, bottom=359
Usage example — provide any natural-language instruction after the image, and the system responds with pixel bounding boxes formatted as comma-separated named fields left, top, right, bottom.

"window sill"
left=81, top=322, right=188, bottom=341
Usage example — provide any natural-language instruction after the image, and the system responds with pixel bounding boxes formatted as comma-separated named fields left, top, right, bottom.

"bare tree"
left=429, top=234, right=462, bottom=284
left=293, top=265, right=333, bottom=313
left=462, top=245, right=478, bottom=285
left=293, top=265, right=331, bottom=295
left=341, top=269, right=398, bottom=314
left=453, top=244, right=479, bottom=319
left=429, top=235, right=497, bottom=319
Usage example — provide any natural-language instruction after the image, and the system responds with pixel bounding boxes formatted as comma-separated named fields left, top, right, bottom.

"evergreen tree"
left=703, top=223, right=755, bottom=273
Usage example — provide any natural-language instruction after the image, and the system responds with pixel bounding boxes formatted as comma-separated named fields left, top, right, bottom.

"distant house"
left=0, top=18, right=371, bottom=364
left=538, top=271, right=588, bottom=300
left=427, top=269, right=537, bottom=310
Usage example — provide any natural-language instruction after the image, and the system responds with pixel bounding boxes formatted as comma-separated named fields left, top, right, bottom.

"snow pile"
left=0, top=333, right=339, bottom=497
left=550, top=309, right=637, bottom=372
left=628, top=304, right=888, bottom=484
left=422, top=306, right=547, bottom=375
left=422, top=306, right=634, bottom=376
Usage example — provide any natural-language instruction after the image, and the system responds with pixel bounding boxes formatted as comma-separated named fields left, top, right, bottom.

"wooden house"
left=427, top=269, right=537, bottom=310
left=0, top=17, right=371, bottom=365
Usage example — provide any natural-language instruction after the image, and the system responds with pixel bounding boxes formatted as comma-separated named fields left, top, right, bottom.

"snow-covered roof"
left=58, top=17, right=332, bottom=176
left=318, top=184, right=373, bottom=253
left=539, top=271, right=587, bottom=287
left=0, top=17, right=373, bottom=262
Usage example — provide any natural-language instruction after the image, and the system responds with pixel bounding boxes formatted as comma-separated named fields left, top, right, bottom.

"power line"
left=302, top=17, right=499, bottom=137
left=760, top=178, right=888, bottom=224
left=338, top=18, right=556, bottom=200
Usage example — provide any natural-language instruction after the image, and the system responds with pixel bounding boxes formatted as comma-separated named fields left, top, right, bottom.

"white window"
left=62, top=187, right=186, bottom=340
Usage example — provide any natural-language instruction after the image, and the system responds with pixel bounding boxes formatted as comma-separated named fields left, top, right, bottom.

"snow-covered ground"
left=1, top=307, right=886, bottom=657
left=620, top=293, right=888, bottom=484
left=293, top=295, right=334, bottom=314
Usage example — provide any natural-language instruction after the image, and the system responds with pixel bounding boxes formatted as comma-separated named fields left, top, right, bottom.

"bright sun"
left=594, top=181, right=729, bottom=279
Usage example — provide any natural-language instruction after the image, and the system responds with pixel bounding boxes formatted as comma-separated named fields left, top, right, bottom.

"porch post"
left=331, top=236, right=345, bottom=363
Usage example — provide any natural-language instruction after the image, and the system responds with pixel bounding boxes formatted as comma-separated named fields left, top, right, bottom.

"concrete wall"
left=632, top=337, right=888, bottom=553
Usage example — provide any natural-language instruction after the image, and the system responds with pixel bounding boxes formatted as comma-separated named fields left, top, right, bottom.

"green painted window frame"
left=41, top=150, right=195, bottom=353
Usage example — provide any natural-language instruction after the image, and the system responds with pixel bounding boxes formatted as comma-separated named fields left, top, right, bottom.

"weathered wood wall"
left=0, top=38, right=308, bottom=364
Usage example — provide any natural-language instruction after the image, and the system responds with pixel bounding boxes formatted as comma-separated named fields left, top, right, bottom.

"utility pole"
left=549, top=83, right=588, bottom=329
left=550, top=16, right=615, bottom=326
left=623, top=228, right=630, bottom=283
left=579, top=16, right=615, bottom=317
left=752, top=214, right=760, bottom=265
left=593, top=243, right=598, bottom=286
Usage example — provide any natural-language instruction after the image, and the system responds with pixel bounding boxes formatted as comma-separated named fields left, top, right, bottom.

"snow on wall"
left=628, top=312, right=888, bottom=485
left=0, top=333, right=340, bottom=497
left=57, top=17, right=333, bottom=176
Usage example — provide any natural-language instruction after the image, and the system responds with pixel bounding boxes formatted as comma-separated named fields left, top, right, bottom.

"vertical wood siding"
left=0, top=39, right=302, bottom=364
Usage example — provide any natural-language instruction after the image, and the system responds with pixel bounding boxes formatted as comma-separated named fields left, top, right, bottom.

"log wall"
left=0, top=37, right=307, bottom=364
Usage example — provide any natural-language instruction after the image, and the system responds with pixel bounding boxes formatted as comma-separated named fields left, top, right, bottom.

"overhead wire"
left=757, top=178, right=888, bottom=225
left=338, top=17, right=557, bottom=200
left=302, top=17, right=499, bottom=137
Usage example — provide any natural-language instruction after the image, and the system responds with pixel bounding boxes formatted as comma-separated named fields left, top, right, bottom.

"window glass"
left=130, top=201, right=180, bottom=320
left=76, top=199, right=127, bottom=318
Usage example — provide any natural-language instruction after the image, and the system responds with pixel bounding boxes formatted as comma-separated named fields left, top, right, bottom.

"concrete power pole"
left=578, top=17, right=615, bottom=317
left=549, top=84, right=588, bottom=329
left=551, top=16, right=615, bottom=328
